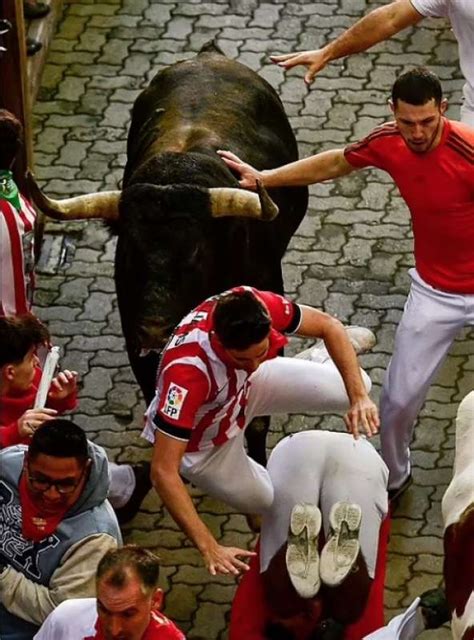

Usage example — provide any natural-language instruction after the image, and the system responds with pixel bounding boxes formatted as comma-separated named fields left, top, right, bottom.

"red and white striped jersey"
left=0, top=195, right=37, bottom=316
left=143, top=286, right=301, bottom=452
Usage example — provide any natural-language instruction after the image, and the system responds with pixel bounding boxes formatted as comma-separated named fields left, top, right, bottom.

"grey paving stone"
left=69, top=3, right=119, bottom=16
left=55, top=140, right=91, bottom=167
left=192, top=602, right=228, bottom=638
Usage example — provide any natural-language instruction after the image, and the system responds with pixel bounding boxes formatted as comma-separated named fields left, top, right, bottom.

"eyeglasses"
left=27, top=464, right=88, bottom=495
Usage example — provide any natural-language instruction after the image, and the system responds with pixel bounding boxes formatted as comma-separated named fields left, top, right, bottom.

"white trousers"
left=380, top=269, right=474, bottom=489
left=180, top=356, right=372, bottom=514
left=107, top=462, right=135, bottom=508
left=260, top=431, right=388, bottom=578
left=460, top=89, right=474, bottom=128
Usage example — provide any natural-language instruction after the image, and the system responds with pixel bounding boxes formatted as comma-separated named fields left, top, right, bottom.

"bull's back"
left=126, top=50, right=298, bottom=176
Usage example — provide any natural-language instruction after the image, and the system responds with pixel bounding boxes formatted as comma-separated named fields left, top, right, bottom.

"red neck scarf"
left=19, top=473, right=69, bottom=541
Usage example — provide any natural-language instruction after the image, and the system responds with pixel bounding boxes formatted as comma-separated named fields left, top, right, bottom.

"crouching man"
left=34, top=545, right=185, bottom=640
left=0, top=420, right=122, bottom=640
left=230, top=430, right=390, bottom=639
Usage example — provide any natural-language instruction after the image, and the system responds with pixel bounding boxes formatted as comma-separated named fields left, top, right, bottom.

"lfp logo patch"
left=162, top=383, right=188, bottom=420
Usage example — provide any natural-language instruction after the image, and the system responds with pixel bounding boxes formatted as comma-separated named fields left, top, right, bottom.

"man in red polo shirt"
left=219, top=67, right=474, bottom=502
left=143, top=286, right=378, bottom=576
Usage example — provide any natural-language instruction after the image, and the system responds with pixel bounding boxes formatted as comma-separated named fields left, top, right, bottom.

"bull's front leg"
left=245, top=415, right=270, bottom=467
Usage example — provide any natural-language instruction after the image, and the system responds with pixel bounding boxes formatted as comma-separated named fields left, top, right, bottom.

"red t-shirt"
left=0, top=367, right=77, bottom=448
left=344, top=119, right=474, bottom=293
left=145, top=287, right=301, bottom=452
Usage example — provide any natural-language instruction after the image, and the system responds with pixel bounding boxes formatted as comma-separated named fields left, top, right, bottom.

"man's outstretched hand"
left=202, top=540, right=256, bottom=576
left=270, top=49, right=329, bottom=85
left=344, top=396, right=380, bottom=439
left=217, top=150, right=262, bottom=190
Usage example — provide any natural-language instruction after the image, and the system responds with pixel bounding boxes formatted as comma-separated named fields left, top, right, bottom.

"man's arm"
left=0, top=534, right=117, bottom=625
left=151, top=432, right=256, bottom=575
left=270, top=0, right=424, bottom=85
left=218, top=148, right=354, bottom=191
left=296, top=305, right=379, bottom=438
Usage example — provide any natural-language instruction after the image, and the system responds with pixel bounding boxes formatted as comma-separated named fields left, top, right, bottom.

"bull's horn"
left=209, top=180, right=278, bottom=221
left=26, top=171, right=120, bottom=221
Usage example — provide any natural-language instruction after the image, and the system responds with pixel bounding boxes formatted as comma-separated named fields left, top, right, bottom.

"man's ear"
left=152, top=588, right=164, bottom=611
left=388, top=99, right=395, bottom=115
left=440, top=98, right=448, bottom=115
left=0, top=363, right=18, bottom=388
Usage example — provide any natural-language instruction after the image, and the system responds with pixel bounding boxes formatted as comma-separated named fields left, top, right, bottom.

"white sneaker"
left=320, top=501, right=362, bottom=587
left=285, top=503, right=322, bottom=598
left=295, top=326, right=376, bottom=363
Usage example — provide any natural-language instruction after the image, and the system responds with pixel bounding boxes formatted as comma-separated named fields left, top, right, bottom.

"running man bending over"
left=143, top=286, right=377, bottom=576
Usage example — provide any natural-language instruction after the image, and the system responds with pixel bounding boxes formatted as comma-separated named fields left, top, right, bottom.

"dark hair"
left=213, top=290, right=271, bottom=351
left=392, top=67, right=442, bottom=107
left=97, top=545, right=161, bottom=595
left=0, top=314, right=50, bottom=368
left=0, top=109, right=23, bottom=169
left=29, top=419, right=89, bottom=464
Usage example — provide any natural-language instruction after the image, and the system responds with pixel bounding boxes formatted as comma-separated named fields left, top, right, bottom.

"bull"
left=28, top=41, right=308, bottom=463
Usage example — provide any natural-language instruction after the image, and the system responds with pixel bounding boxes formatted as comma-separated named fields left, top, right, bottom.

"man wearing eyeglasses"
left=0, top=419, right=122, bottom=640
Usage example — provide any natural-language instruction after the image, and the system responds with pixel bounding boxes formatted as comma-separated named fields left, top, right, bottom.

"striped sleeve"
left=155, top=364, right=209, bottom=435
left=0, top=197, right=36, bottom=316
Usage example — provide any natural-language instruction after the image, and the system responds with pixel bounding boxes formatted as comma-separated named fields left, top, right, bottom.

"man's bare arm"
left=271, top=0, right=424, bottom=85
left=297, top=306, right=379, bottom=438
left=218, top=148, right=354, bottom=190
left=151, top=432, right=256, bottom=575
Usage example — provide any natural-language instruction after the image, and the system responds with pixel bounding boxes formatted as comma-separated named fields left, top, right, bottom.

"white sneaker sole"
left=320, top=501, right=362, bottom=587
left=285, top=503, right=322, bottom=598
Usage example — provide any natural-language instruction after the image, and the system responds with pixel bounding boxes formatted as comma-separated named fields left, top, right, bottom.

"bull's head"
left=26, top=172, right=279, bottom=222
left=27, top=175, right=279, bottom=355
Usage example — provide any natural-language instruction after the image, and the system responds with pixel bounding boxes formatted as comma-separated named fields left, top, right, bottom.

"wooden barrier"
left=0, top=0, right=63, bottom=254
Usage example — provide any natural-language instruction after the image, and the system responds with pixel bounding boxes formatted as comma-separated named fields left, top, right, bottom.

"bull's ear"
left=208, top=182, right=278, bottom=221
left=26, top=171, right=121, bottom=221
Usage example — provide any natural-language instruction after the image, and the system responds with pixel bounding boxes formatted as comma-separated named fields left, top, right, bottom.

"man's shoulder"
left=345, top=122, right=401, bottom=158
left=444, top=119, right=474, bottom=164
left=0, top=446, right=27, bottom=480
left=362, top=122, right=401, bottom=145
left=446, top=119, right=474, bottom=144
left=47, top=597, right=96, bottom=616
left=34, top=598, right=97, bottom=639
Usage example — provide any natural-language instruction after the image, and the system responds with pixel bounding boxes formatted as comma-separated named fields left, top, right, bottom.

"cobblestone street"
left=31, top=1, right=472, bottom=638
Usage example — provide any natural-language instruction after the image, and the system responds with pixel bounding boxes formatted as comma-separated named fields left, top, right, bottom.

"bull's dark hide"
left=115, top=40, right=308, bottom=404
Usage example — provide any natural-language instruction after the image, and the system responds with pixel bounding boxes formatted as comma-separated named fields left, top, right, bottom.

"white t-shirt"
left=33, top=598, right=97, bottom=640
left=410, top=0, right=474, bottom=116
